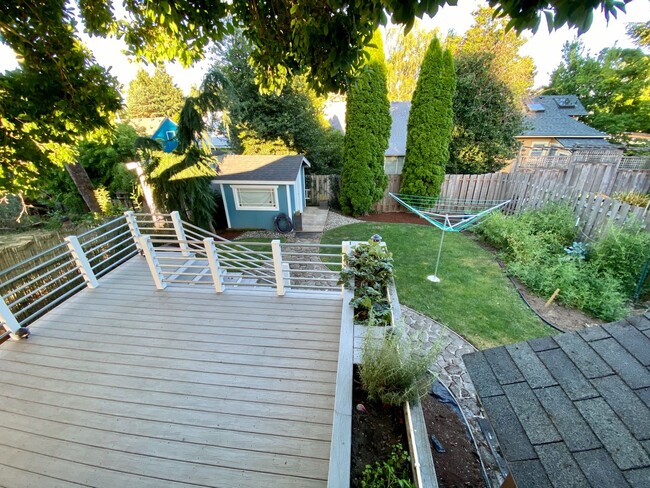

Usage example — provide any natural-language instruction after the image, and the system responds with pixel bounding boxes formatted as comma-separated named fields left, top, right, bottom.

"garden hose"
left=493, top=259, right=565, bottom=333
left=273, top=213, right=294, bottom=234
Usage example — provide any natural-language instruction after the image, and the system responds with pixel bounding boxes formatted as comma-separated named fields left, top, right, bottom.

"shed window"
left=165, top=130, right=176, bottom=140
left=233, top=186, right=279, bottom=211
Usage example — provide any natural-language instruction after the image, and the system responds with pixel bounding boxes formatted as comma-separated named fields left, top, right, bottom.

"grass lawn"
left=321, top=222, right=554, bottom=349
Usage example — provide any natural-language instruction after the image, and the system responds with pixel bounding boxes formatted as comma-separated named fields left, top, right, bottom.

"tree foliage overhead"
left=400, top=38, right=455, bottom=198
left=546, top=40, right=650, bottom=136
left=0, top=0, right=121, bottom=197
left=208, top=34, right=343, bottom=173
left=447, top=6, right=535, bottom=101
left=339, top=29, right=391, bottom=216
left=449, top=52, right=523, bottom=174
left=385, top=21, right=437, bottom=102
left=125, top=68, right=186, bottom=120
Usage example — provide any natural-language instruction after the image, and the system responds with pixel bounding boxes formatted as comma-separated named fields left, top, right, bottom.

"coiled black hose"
left=273, top=213, right=294, bottom=234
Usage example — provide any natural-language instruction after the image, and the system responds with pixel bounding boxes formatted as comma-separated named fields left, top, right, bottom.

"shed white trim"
left=219, top=184, right=232, bottom=228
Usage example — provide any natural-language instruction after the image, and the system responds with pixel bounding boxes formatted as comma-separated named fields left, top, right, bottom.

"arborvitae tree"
left=339, top=29, right=391, bottom=215
left=400, top=38, right=455, bottom=197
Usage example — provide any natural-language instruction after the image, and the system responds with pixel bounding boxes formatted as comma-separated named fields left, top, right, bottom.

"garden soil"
left=421, top=393, right=484, bottom=488
left=351, top=369, right=412, bottom=487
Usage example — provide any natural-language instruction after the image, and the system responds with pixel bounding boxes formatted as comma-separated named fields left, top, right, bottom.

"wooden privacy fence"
left=310, top=163, right=649, bottom=238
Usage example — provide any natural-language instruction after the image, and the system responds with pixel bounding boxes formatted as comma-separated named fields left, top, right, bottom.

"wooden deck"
left=0, top=256, right=343, bottom=487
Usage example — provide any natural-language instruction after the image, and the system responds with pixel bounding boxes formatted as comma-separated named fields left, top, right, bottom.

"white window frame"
left=232, top=185, right=279, bottom=211
left=529, top=143, right=547, bottom=157
left=165, top=130, right=176, bottom=141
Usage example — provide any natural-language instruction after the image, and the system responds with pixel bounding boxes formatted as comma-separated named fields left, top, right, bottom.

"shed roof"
left=520, top=95, right=607, bottom=139
left=464, top=314, right=650, bottom=488
left=213, top=155, right=309, bottom=183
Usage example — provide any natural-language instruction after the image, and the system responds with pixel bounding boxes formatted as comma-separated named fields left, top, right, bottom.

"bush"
left=591, top=223, right=650, bottom=295
left=362, top=443, right=415, bottom=488
left=360, top=327, right=439, bottom=406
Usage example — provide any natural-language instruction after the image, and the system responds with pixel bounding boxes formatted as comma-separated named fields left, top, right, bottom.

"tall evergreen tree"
left=125, top=68, right=186, bottom=120
left=339, top=29, right=391, bottom=216
left=400, top=38, right=455, bottom=197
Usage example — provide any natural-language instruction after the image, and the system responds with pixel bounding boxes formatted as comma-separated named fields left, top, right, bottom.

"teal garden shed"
left=213, top=155, right=310, bottom=230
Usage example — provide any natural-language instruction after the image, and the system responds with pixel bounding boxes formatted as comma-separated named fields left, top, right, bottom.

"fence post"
left=139, top=235, right=167, bottom=290
left=0, top=298, right=20, bottom=336
left=271, top=240, right=285, bottom=296
left=124, top=211, right=142, bottom=253
left=65, top=236, right=99, bottom=289
left=170, top=211, right=191, bottom=257
left=203, top=238, right=224, bottom=293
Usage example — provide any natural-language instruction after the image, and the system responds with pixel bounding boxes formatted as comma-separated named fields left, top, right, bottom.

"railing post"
left=139, top=235, right=167, bottom=290
left=282, top=262, right=291, bottom=291
left=0, top=298, right=20, bottom=335
left=170, top=211, right=191, bottom=257
left=65, top=236, right=99, bottom=289
left=271, top=239, right=285, bottom=296
left=124, top=211, right=142, bottom=253
left=203, top=238, right=224, bottom=293
left=341, top=241, right=351, bottom=297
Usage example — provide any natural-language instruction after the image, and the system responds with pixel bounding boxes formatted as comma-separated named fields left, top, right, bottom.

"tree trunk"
left=64, top=162, right=101, bottom=213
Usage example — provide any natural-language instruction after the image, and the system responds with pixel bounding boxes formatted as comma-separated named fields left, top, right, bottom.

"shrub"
left=518, top=203, right=577, bottom=249
left=360, top=327, right=439, bottom=406
left=362, top=443, right=415, bottom=488
left=591, top=223, right=650, bottom=295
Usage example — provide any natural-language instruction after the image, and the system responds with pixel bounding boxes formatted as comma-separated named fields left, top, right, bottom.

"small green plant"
left=612, top=191, right=650, bottom=208
left=361, top=326, right=439, bottom=406
left=362, top=443, right=415, bottom=488
left=340, top=239, right=394, bottom=325
left=564, top=241, right=589, bottom=261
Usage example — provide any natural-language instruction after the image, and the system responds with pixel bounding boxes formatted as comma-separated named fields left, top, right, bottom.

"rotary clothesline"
left=389, top=193, right=511, bottom=282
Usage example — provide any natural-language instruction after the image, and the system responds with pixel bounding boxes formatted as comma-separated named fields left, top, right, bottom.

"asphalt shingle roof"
left=212, top=155, right=308, bottom=182
left=464, top=313, right=650, bottom=488
left=521, top=95, right=607, bottom=139
left=325, top=101, right=411, bottom=157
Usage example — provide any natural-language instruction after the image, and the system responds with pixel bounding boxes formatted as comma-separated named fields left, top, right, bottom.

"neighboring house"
left=212, top=155, right=310, bottom=230
left=324, top=101, right=409, bottom=175
left=518, top=95, right=613, bottom=157
left=128, top=117, right=179, bottom=153
left=464, top=314, right=650, bottom=488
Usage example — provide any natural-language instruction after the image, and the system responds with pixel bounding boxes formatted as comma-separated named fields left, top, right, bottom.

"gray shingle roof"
left=212, top=155, right=309, bottom=182
left=325, top=101, right=410, bottom=157
left=464, top=313, right=650, bottom=488
left=521, top=95, right=607, bottom=138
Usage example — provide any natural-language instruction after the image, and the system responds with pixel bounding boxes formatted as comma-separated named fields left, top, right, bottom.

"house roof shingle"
left=464, top=313, right=650, bottom=488
left=520, top=95, right=608, bottom=139
left=212, top=155, right=308, bottom=183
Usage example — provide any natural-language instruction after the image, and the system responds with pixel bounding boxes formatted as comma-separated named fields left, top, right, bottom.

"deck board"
left=0, top=256, right=342, bottom=487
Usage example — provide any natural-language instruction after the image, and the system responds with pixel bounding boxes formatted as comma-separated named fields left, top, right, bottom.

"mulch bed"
left=359, top=212, right=430, bottom=226
left=421, top=393, right=484, bottom=488
left=351, top=367, right=411, bottom=487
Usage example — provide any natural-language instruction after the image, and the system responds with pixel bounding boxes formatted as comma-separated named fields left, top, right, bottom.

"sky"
left=0, top=0, right=648, bottom=96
